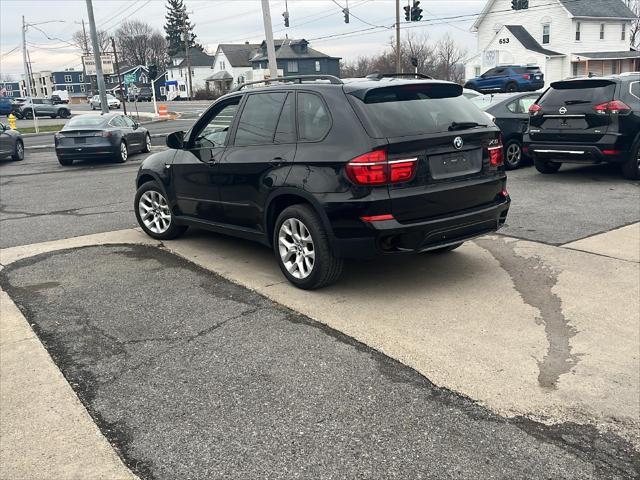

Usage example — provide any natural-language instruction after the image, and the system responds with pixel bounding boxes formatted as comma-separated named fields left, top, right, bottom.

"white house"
left=206, top=43, right=260, bottom=94
left=166, top=47, right=215, bottom=99
left=465, top=0, right=639, bottom=84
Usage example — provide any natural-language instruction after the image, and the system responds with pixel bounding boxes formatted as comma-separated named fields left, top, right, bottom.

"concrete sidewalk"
left=0, top=287, right=137, bottom=479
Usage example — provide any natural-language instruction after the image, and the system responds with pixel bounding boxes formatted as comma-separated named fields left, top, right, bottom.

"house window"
left=139, top=74, right=147, bottom=83
left=220, top=60, right=225, bottom=70
left=600, top=24, right=605, bottom=40
left=6, top=84, right=12, bottom=91
left=542, top=24, right=550, bottom=44
left=475, top=66, right=481, bottom=77
left=572, top=63, right=579, bottom=76
left=315, top=60, right=321, bottom=72
left=611, top=61, right=618, bottom=74
left=159, top=86, right=166, bottom=96
left=622, top=24, right=626, bottom=41
left=287, top=61, right=298, bottom=73
left=575, top=22, right=581, bottom=41
left=64, top=75, right=72, bottom=83
left=80, top=84, right=85, bottom=92
left=179, top=84, right=186, bottom=92
left=78, top=74, right=83, bottom=82
left=66, top=85, right=73, bottom=92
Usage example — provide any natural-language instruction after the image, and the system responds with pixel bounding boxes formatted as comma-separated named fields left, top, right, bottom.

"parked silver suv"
left=17, top=98, right=71, bottom=119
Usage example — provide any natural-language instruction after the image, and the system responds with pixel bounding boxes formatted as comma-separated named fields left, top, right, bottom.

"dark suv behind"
left=524, top=73, right=640, bottom=179
left=134, top=76, right=510, bottom=289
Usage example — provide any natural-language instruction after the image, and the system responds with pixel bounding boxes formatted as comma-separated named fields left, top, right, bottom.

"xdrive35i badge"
left=453, top=136, right=464, bottom=150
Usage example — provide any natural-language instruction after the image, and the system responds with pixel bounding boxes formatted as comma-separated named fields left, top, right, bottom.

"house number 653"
left=499, top=38, right=510, bottom=44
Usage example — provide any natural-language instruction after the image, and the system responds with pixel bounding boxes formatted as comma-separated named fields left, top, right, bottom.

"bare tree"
left=71, top=28, right=110, bottom=54
left=629, top=0, right=639, bottom=49
left=115, top=20, right=167, bottom=68
left=434, top=34, right=467, bottom=83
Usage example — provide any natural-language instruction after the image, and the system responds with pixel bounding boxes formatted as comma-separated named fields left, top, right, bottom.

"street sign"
left=82, top=54, right=115, bottom=75
left=124, top=73, right=136, bottom=85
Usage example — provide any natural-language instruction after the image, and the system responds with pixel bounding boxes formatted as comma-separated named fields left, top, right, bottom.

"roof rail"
left=366, top=73, right=433, bottom=80
left=232, top=74, right=343, bottom=91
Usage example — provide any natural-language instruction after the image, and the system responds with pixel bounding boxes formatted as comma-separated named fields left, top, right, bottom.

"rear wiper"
left=564, top=100, right=590, bottom=105
left=448, top=121, right=486, bottom=131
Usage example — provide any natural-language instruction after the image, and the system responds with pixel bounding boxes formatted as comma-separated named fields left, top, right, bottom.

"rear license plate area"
left=75, top=137, right=87, bottom=144
left=543, top=118, right=588, bottom=129
left=428, top=149, right=482, bottom=180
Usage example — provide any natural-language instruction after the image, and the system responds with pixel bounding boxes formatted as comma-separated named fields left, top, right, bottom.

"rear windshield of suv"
left=539, top=80, right=616, bottom=106
left=350, top=84, right=491, bottom=137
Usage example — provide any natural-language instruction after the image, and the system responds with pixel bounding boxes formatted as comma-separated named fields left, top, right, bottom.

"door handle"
left=270, top=157, right=285, bottom=166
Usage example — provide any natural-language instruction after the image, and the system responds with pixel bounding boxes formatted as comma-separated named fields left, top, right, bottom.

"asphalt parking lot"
left=1, top=129, right=638, bottom=479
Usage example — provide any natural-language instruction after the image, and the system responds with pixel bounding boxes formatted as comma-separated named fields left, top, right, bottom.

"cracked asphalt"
left=2, top=244, right=637, bottom=480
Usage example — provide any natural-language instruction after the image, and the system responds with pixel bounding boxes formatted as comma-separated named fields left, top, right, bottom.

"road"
left=1, top=144, right=638, bottom=479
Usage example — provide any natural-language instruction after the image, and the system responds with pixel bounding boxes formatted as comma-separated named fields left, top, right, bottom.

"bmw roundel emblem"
left=559, top=107, right=567, bottom=114
left=453, top=136, right=464, bottom=150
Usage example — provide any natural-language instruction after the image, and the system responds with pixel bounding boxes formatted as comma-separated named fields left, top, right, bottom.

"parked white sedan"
left=89, top=94, right=121, bottom=110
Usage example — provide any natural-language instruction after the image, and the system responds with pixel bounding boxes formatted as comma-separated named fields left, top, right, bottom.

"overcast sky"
left=0, top=0, right=485, bottom=78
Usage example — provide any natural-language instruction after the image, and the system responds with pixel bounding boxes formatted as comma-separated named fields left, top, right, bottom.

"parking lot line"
left=562, top=222, right=640, bottom=263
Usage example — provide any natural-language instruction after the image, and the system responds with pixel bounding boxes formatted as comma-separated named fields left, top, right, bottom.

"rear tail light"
left=521, top=74, right=530, bottom=80
left=487, top=142, right=504, bottom=167
left=602, top=149, right=621, bottom=155
left=360, top=214, right=394, bottom=222
left=529, top=104, right=543, bottom=116
left=593, top=100, right=631, bottom=115
left=346, top=149, right=418, bottom=186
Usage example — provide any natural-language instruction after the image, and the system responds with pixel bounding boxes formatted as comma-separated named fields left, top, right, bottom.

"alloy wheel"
left=120, top=142, right=128, bottom=162
left=138, top=190, right=171, bottom=234
left=15, top=142, right=23, bottom=160
left=506, top=143, right=521, bottom=167
left=278, top=218, right=315, bottom=279
left=145, top=135, right=151, bottom=151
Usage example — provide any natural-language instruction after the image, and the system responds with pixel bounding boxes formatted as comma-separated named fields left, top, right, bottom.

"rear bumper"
left=524, top=141, right=629, bottom=164
left=56, top=144, right=118, bottom=159
left=332, top=197, right=510, bottom=258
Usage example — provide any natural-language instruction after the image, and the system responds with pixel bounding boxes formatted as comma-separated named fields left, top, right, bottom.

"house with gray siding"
left=250, top=39, right=340, bottom=77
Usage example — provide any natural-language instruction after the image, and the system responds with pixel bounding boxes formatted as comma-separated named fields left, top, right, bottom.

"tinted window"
left=540, top=80, right=616, bottom=106
left=67, top=116, right=107, bottom=127
left=122, top=116, right=135, bottom=127
left=33, top=99, right=43, bottom=104
left=506, top=95, right=538, bottom=114
left=274, top=93, right=295, bottom=144
left=298, top=92, right=330, bottom=141
left=234, top=92, right=287, bottom=146
left=110, top=116, right=126, bottom=127
left=194, top=100, right=239, bottom=148
left=629, top=82, right=640, bottom=102
left=355, top=84, right=489, bottom=137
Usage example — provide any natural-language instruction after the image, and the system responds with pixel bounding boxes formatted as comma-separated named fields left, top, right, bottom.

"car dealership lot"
left=1, top=142, right=638, bottom=478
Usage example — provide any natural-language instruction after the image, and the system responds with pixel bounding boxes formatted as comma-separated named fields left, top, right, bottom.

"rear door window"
left=234, top=92, right=287, bottom=146
left=350, top=84, right=491, bottom=138
left=274, top=93, right=296, bottom=144
left=297, top=92, right=331, bottom=141
left=539, top=80, right=616, bottom=107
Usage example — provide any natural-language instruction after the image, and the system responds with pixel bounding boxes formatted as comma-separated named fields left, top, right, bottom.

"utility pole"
left=111, top=37, right=127, bottom=115
left=21, top=16, right=38, bottom=132
left=85, top=0, right=108, bottom=114
left=261, top=0, right=279, bottom=80
left=395, top=0, right=401, bottom=73
left=182, top=16, right=193, bottom=99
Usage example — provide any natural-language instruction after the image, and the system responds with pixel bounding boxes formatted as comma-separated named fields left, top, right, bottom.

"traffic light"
left=411, top=1, right=422, bottom=21
left=148, top=64, right=157, bottom=81
left=404, top=4, right=411, bottom=21
left=343, top=8, right=349, bottom=24
left=283, top=10, right=289, bottom=27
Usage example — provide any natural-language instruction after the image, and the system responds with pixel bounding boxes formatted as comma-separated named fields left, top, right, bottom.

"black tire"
left=430, top=242, right=464, bottom=253
left=621, top=141, right=640, bottom=180
left=24, top=110, right=33, bottom=119
left=505, top=82, right=518, bottom=93
left=50, top=114, right=57, bottom=119
left=91, top=104, right=96, bottom=110
left=57, top=156, right=73, bottom=166
left=134, top=181, right=187, bottom=240
left=114, top=140, right=128, bottom=163
left=11, top=140, right=24, bottom=161
left=141, top=133, right=151, bottom=153
left=534, top=158, right=561, bottom=174
left=58, top=109, right=70, bottom=119
left=504, top=139, right=523, bottom=170
left=273, top=204, right=343, bottom=290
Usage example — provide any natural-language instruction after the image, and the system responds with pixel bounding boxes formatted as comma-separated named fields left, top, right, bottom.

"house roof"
left=505, top=25, right=564, bottom=56
left=173, top=48, right=215, bottom=68
left=218, top=43, right=260, bottom=67
left=250, top=38, right=340, bottom=62
left=473, top=0, right=637, bottom=30
left=206, top=71, right=233, bottom=81
left=558, top=0, right=636, bottom=19
left=573, top=50, right=640, bottom=59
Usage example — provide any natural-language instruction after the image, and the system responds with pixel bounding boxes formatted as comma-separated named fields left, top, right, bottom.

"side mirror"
left=132, top=122, right=139, bottom=130
left=166, top=131, right=185, bottom=149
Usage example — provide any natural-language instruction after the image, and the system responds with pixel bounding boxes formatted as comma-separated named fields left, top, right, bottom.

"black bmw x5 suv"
left=134, top=75, right=510, bottom=289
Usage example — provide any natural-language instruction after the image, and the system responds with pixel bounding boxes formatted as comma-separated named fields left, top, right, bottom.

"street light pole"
left=85, top=0, right=108, bottom=114
left=261, top=0, right=279, bottom=80
left=21, top=16, right=38, bottom=132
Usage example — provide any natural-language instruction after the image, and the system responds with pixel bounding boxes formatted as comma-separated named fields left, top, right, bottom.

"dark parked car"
left=0, top=122, right=24, bottom=161
left=472, top=92, right=541, bottom=169
left=524, top=73, right=640, bottom=179
left=128, top=86, right=153, bottom=102
left=465, top=65, right=544, bottom=93
left=54, top=113, right=151, bottom=166
left=133, top=75, right=510, bottom=289
left=16, top=97, right=70, bottom=119
left=0, top=96, right=13, bottom=116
